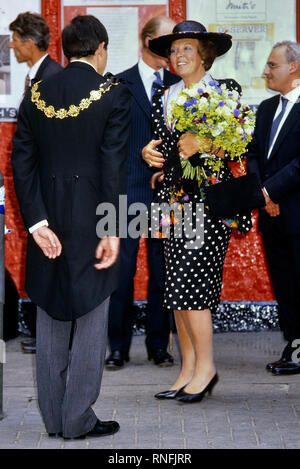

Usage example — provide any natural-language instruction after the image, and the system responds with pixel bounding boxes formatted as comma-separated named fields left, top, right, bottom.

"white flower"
left=176, top=95, right=187, bottom=106
left=223, top=106, right=232, bottom=117
left=198, top=96, right=208, bottom=107
left=211, top=122, right=225, bottom=137
left=211, top=127, right=221, bottom=137
left=215, top=105, right=231, bottom=117
left=227, top=90, right=239, bottom=100
left=186, top=86, right=198, bottom=98
left=227, top=98, right=237, bottom=110
left=244, top=124, right=254, bottom=135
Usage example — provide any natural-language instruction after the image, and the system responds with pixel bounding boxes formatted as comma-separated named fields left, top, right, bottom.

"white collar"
left=70, top=59, right=97, bottom=73
left=138, top=57, right=164, bottom=81
left=28, top=53, right=48, bottom=80
left=282, top=83, right=300, bottom=104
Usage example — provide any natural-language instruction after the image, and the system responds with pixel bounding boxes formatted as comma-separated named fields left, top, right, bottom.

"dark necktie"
left=24, top=73, right=30, bottom=94
left=151, top=71, right=163, bottom=102
left=268, top=97, right=288, bottom=151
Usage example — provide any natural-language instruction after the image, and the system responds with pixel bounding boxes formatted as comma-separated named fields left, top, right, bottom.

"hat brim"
left=149, top=31, right=232, bottom=58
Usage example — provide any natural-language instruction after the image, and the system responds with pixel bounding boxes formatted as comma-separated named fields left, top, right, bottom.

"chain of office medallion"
left=30, top=79, right=119, bottom=119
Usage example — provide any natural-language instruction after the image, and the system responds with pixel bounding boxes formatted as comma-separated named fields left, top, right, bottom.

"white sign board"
left=187, top=0, right=297, bottom=106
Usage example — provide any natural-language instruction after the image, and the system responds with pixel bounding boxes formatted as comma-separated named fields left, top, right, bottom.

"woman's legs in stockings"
left=171, top=308, right=216, bottom=393
left=170, top=310, right=195, bottom=390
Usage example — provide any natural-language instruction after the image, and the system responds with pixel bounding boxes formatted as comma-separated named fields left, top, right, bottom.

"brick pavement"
left=0, top=330, right=299, bottom=449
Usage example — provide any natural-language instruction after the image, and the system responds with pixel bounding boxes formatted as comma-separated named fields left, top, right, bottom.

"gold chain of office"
left=30, top=78, right=119, bottom=119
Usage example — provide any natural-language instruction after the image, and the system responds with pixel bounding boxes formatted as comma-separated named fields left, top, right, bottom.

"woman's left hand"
left=177, top=132, right=213, bottom=160
left=177, top=132, right=225, bottom=160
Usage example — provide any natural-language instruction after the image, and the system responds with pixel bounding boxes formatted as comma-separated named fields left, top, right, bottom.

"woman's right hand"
left=142, top=139, right=165, bottom=168
left=150, top=171, right=165, bottom=190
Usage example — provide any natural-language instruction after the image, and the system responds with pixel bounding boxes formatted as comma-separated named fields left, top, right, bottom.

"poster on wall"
left=187, top=0, right=297, bottom=107
left=62, top=0, right=168, bottom=74
left=0, top=0, right=41, bottom=122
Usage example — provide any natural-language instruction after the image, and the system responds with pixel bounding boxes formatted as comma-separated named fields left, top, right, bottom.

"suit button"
left=73, top=175, right=79, bottom=180
left=51, top=175, right=56, bottom=179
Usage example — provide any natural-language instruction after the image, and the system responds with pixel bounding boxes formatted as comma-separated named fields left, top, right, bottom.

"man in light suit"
left=105, top=16, right=180, bottom=370
left=9, top=12, right=62, bottom=354
left=247, top=41, right=300, bottom=375
left=11, top=15, right=130, bottom=439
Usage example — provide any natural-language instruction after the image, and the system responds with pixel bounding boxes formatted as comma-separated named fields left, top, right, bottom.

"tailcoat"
left=12, top=62, right=131, bottom=321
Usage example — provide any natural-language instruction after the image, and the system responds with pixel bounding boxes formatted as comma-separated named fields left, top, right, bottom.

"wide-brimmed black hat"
left=149, top=20, right=232, bottom=58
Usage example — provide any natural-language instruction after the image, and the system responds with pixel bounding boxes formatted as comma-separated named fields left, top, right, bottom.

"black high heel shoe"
left=175, top=373, right=219, bottom=403
left=154, top=386, right=185, bottom=400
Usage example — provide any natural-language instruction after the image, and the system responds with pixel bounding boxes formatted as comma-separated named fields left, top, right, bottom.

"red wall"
left=1, top=0, right=276, bottom=301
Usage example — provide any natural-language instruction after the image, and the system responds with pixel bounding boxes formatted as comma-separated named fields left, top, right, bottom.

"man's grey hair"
left=273, top=40, right=300, bottom=65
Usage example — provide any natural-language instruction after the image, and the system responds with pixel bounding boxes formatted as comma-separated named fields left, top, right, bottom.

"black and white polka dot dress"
left=150, top=77, right=251, bottom=312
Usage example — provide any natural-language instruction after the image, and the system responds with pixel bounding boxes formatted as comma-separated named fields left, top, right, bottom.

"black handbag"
left=204, top=173, right=265, bottom=219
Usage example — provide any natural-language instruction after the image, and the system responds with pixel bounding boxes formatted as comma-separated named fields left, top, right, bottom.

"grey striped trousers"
left=36, top=298, right=109, bottom=438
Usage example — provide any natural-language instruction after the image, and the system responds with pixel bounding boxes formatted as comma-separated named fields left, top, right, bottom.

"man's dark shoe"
left=105, top=350, right=129, bottom=370
left=21, top=338, right=36, bottom=354
left=266, top=342, right=296, bottom=371
left=266, top=357, right=288, bottom=371
left=64, top=419, right=120, bottom=440
left=272, top=361, right=300, bottom=375
left=48, top=432, right=63, bottom=438
left=148, top=349, right=174, bottom=367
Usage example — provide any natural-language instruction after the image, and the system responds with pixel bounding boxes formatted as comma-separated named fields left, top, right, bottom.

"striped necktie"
left=151, top=71, right=163, bottom=102
left=24, top=73, right=30, bottom=95
left=268, top=97, right=288, bottom=151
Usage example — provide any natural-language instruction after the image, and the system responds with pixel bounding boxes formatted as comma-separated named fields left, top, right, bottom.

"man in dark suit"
left=247, top=40, right=300, bottom=375
left=9, top=12, right=62, bottom=354
left=105, top=16, right=180, bottom=370
left=11, top=15, right=130, bottom=439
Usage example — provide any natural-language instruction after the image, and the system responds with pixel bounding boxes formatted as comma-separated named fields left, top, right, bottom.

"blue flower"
left=219, top=101, right=224, bottom=107
left=234, top=109, right=240, bottom=117
left=184, top=98, right=198, bottom=109
left=197, top=88, right=204, bottom=93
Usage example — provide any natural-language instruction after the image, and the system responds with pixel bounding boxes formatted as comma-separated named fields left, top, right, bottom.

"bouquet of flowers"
left=170, top=79, right=255, bottom=181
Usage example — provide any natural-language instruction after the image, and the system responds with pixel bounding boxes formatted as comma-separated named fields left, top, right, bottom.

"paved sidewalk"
left=0, top=330, right=299, bottom=449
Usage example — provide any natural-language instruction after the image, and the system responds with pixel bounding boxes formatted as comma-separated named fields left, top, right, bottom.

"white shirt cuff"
left=29, top=220, right=49, bottom=234
left=263, top=187, right=270, bottom=198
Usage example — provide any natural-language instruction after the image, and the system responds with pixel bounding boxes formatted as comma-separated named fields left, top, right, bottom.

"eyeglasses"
left=265, top=62, right=290, bottom=70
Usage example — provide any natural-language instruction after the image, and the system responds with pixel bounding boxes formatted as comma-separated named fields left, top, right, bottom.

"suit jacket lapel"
left=32, top=55, right=51, bottom=84
left=126, top=65, right=152, bottom=121
left=268, top=98, right=300, bottom=160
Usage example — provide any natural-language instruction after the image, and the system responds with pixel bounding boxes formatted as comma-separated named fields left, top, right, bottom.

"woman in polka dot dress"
left=142, top=21, right=252, bottom=403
